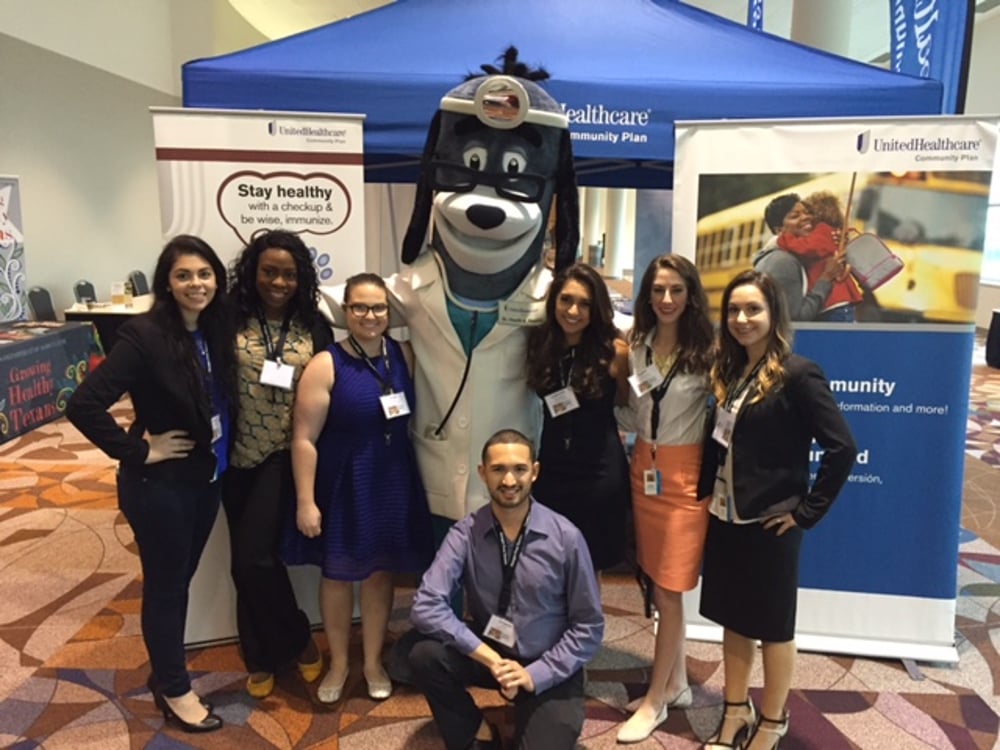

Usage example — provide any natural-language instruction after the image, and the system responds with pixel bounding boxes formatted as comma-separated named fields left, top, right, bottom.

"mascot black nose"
left=465, top=204, right=506, bottom=230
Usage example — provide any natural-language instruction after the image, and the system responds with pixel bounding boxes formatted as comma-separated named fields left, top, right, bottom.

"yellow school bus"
left=695, top=171, right=990, bottom=323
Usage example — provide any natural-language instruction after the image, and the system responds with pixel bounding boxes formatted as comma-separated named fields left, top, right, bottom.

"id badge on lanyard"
left=544, top=386, right=579, bottom=417
left=259, top=359, right=294, bottom=390
left=712, top=407, right=736, bottom=449
left=379, top=391, right=410, bottom=419
left=628, top=362, right=662, bottom=397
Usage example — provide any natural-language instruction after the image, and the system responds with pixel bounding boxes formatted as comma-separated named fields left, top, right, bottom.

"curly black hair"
left=228, top=229, right=321, bottom=328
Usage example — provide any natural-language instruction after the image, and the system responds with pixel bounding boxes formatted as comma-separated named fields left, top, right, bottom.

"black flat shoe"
left=149, top=683, right=223, bottom=733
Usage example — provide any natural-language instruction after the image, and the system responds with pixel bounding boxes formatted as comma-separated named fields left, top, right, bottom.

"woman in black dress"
left=699, top=270, right=855, bottom=750
left=526, top=262, right=630, bottom=570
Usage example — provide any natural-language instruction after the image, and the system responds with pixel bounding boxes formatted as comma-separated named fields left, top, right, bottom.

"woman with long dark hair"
left=67, top=235, right=237, bottom=732
left=525, top=262, right=630, bottom=571
left=223, top=230, right=332, bottom=698
left=616, top=254, right=714, bottom=743
left=699, top=270, right=854, bottom=750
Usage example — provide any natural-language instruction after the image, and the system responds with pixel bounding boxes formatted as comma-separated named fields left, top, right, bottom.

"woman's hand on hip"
left=297, top=503, right=322, bottom=538
left=763, top=513, right=798, bottom=536
left=143, top=430, right=194, bottom=464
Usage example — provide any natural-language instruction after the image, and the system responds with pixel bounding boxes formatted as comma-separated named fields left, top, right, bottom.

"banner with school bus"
left=673, top=116, right=998, bottom=663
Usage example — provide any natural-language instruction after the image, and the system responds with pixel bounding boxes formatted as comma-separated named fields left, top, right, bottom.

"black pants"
left=221, top=451, right=311, bottom=673
left=400, top=630, right=585, bottom=750
left=118, top=470, right=220, bottom=698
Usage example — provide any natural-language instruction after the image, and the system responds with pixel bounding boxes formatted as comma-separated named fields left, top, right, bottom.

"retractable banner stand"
left=0, top=176, right=27, bottom=322
left=151, top=108, right=366, bottom=643
left=674, top=115, right=997, bottom=662
left=151, top=107, right=366, bottom=279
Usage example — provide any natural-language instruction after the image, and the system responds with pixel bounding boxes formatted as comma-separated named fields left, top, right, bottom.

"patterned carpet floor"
left=1, top=344, right=999, bottom=749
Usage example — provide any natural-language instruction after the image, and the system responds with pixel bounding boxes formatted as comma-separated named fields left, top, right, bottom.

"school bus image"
left=695, top=171, right=989, bottom=323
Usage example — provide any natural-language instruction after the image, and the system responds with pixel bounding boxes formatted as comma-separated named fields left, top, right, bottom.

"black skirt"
left=699, top=514, right=803, bottom=642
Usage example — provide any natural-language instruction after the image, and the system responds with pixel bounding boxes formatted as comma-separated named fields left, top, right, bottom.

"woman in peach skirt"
left=615, top=254, right=714, bottom=744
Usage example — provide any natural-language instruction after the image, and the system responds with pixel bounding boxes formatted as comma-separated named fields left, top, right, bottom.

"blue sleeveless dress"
left=283, top=338, right=433, bottom=580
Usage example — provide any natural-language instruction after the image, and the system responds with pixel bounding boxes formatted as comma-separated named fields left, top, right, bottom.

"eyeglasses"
left=347, top=303, right=390, bottom=317
left=427, top=160, right=547, bottom=203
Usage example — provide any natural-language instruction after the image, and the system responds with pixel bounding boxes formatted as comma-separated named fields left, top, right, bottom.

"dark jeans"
left=397, top=630, right=585, bottom=750
left=118, top=468, right=220, bottom=698
left=221, top=451, right=311, bottom=673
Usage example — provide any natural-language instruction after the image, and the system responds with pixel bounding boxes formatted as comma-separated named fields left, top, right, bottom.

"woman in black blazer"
left=67, top=235, right=237, bottom=733
left=698, top=270, right=855, bottom=750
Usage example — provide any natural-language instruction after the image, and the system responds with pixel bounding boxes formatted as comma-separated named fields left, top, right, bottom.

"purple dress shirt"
left=410, top=500, right=605, bottom=694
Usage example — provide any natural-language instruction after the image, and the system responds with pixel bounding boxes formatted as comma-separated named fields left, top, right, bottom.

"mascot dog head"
left=401, top=47, right=579, bottom=302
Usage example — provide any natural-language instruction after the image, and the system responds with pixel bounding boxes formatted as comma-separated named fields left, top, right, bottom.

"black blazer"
left=66, top=311, right=221, bottom=482
left=699, top=354, right=856, bottom=529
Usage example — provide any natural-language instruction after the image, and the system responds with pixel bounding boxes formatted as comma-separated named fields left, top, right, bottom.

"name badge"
left=712, top=408, right=736, bottom=448
left=379, top=391, right=410, bottom=419
left=259, top=359, right=295, bottom=391
left=484, top=614, right=516, bottom=648
left=543, top=387, right=579, bottom=418
left=210, top=414, right=223, bottom=444
left=643, top=468, right=661, bottom=496
left=628, top=362, right=663, bottom=397
left=498, top=297, right=546, bottom=326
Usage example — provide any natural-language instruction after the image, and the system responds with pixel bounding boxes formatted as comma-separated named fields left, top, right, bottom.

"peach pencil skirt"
left=630, top=439, right=708, bottom=593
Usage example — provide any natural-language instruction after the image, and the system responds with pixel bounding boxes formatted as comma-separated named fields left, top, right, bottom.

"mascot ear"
left=402, top=111, right=442, bottom=265
left=553, top=130, right=580, bottom=273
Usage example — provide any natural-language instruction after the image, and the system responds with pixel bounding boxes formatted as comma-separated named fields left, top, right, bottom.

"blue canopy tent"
left=182, top=0, right=942, bottom=187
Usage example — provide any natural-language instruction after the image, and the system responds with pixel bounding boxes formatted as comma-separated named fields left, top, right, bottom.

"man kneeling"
left=401, top=429, right=604, bottom=749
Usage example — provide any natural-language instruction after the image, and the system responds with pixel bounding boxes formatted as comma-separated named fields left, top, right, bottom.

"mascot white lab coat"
left=387, top=251, right=551, bottom=520
left=327, top=48, right=580, bottom=521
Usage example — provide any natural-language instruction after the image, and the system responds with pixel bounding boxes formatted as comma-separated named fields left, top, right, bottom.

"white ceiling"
left=226, top=0, right=1000, bottom=71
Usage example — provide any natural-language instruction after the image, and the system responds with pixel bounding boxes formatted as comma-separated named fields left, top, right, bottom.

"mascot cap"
left=440, top=75, right=568, bottom=131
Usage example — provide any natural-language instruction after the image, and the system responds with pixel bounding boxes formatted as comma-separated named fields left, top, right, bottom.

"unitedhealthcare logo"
left=854, top=128, right=982, bottom=163
left=266, top=120, right=348, bottom=138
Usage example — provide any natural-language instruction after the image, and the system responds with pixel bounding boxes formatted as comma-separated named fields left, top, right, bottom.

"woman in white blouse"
left=616, top=254, right=715, bottom=744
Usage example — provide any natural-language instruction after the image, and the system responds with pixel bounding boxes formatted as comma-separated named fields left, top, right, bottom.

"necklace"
left=653, top=348, right=677, bottom=375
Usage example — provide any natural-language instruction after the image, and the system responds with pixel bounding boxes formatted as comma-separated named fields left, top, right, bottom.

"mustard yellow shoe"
left=246, top=672, right=275, bottom=699
left=297, top=641, right=324, bottom=683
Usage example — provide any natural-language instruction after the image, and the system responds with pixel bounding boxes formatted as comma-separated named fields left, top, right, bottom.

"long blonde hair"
left=710, top=270, right=792, bottom=405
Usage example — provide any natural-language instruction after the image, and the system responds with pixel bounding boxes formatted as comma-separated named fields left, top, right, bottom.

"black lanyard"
left=559, top=348, right=575, bottom=389
left=646, top=347, right=682, bottom=446
left=724, top=358, right=765, bottom=410
left=257, top=313, right=291, bottom=362
left=347, top=336, right=393, bottom=395
left=493, top=509, right=530, bottom=617
left=348, top=336, right=396, bottom=446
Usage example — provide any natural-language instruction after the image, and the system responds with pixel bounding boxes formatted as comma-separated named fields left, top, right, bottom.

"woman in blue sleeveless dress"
left=287, top=272, right=433, bottom=704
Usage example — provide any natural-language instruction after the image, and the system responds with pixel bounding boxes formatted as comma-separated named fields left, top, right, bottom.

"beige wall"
left=0, top=34, right=177, bottom=312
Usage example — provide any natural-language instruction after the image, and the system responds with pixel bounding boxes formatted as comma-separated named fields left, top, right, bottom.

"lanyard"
left=724, top=358, right=765, bottom=410
left=559, top=347, right=575, bottom=389
left=493, top=508, right=530, bottom=617
left=347, top=336, right=393, bottom=395
left=192, top=331, right=217, bottom=413
left=257, top=312, right=291, bottom=362
left=646, top=347, right=682, bottom=447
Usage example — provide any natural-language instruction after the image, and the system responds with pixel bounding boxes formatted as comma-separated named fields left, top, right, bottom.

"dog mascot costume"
left=333, top=48, right=579, bottom=525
